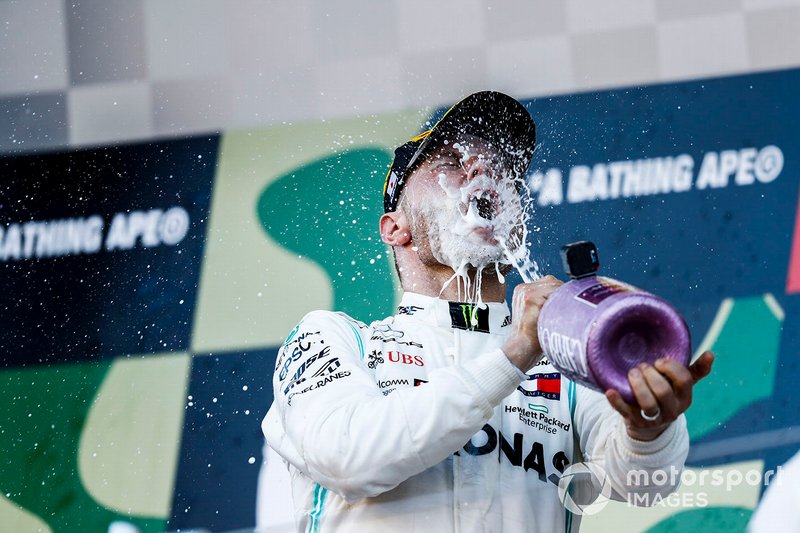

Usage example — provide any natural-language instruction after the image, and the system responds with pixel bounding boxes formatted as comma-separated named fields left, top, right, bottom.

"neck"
left=398, top=257, right=508, bottom=303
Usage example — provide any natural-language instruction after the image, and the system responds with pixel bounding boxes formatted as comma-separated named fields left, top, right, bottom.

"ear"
left=380, top=211, right=412, bottom=247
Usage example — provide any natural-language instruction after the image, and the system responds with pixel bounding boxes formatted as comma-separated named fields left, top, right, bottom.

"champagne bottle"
left=537, top=241, right=691, bottom=404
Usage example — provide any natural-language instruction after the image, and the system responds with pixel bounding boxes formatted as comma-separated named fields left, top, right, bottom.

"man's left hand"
left=605, top=351, right=714, bottom=441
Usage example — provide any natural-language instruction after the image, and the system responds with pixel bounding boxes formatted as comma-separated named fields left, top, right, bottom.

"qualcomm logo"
left=557, top=462, right=613, bottom=516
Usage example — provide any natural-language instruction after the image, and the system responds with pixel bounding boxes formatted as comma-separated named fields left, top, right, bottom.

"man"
left=262, top=91, right=713, bottom=532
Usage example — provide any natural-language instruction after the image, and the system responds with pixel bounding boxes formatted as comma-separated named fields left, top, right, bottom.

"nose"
left=464, top=155, right=493, bottom=182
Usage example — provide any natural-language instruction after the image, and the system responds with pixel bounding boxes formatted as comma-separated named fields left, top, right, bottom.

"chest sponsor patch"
left=376, top=376, right=426, bottom=396
left=386, top=351, right=424, bottom=366
left=460, top=423, right=571, bottom=486
left=517, top=372, right=561, bottom=401
left=276, top=331, right=324, bottom=380
left=448, top=302, right=490, bottom=333
left=367, top=350, right=384, bottom=369
left=504, top=405, right=571, bottom=434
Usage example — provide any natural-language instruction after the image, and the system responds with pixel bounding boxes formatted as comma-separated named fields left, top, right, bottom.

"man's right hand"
left=501, top=275, right=563, bottom=373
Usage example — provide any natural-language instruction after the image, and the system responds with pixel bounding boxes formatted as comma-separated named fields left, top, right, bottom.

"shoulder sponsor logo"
left=282, top=352, right=338, bottom=395
left=276, top=331, right=323, bottom=377
left=290, top=331, right=321, bottom=352
left=310, top=357, right=341, bottom=378
left=398, top=305, right=424, bottom=315
left=285, top=360, right=350, bottom=405
left=517, top=372, right=561, bottom=401
left=501, top=315, right=512, bottom=327
left=283, top=345, right=331, bottom=386
left=286, top=371, right=351, bottom=405
left=367, top=350, right=384, bottom=369
left=283, top=325, right=301, bottom=346
left=387, top=351, right=424, bottom=366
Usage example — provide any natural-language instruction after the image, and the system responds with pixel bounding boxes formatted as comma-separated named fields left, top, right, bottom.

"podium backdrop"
left=1, top=68, right=798, bottom=533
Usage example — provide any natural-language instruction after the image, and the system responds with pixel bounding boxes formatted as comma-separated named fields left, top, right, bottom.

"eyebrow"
left=443, top=145, right=501, bottom=161
left=432, top=145, right=461, bottom=158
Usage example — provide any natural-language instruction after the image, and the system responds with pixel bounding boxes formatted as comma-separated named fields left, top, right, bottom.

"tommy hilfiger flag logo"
left=517, top=372, right=561, bottom=400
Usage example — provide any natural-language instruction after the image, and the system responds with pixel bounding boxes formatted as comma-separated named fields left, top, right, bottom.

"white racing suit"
left=262, top=292, right=689, bottom=532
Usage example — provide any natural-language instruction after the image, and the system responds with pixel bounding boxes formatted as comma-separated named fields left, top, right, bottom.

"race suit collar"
left=396, top=292, right=512, bottom=334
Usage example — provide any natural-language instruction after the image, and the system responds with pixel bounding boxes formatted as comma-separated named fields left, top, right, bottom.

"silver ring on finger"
left=640, top=408, right=661, bottom=421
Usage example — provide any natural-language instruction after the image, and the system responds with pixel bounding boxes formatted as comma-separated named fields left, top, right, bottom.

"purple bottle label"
left=573, top=278, right=632, bottom=307
left=538, top=326, right=590, bottom=383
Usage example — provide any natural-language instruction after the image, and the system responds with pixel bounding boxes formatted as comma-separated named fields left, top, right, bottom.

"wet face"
left=399, top=134, right=526, bottom=271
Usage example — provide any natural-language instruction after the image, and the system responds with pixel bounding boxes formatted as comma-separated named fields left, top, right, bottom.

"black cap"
left=561, top=241, right=600, bottom=279
left=382, top=91, right=536, bottom=213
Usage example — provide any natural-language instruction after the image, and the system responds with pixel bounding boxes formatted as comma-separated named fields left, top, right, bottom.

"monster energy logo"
left=448, top=302, right=490, bottom=333
left=462, top=304, right=477, bottom=328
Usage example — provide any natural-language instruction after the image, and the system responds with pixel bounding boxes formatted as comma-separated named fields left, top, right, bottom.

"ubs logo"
left=387, top=351, right=424, bottom=366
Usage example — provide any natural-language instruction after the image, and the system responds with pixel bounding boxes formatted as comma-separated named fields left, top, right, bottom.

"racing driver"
left=262, top=91, right=714, bottom=532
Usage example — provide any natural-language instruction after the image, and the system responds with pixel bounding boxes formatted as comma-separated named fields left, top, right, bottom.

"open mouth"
left=466, top=188, right=500, bottom=223
left=475, top=196, right=494, bottom=220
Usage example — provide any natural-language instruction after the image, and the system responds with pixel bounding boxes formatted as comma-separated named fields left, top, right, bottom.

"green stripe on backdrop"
left=0, top=360, right=166, bottom=532
left=192, top=111, right=427, bottom=353
left=685, top=295, right=783, bottom=440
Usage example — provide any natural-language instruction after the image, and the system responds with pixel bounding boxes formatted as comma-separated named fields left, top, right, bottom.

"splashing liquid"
left=499, top=238, right=540, bottom=284
left=422, top=140, right=540, bottom=308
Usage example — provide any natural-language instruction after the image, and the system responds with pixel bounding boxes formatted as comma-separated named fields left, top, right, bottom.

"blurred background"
left=1, top=1, right=799, bottom=532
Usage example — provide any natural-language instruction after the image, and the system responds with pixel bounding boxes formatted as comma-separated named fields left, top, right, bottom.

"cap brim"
left=407, top=91, right=536, bottom=180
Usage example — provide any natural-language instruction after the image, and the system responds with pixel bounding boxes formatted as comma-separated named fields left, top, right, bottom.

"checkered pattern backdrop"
left=2, top=0, right=800, bottom=154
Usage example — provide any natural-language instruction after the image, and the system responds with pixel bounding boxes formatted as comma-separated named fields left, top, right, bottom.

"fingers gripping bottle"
left=537, top=241, right=691, bottom=404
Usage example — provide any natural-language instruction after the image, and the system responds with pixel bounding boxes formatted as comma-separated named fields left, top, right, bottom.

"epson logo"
left=287, top=346, right=331, bottom=383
